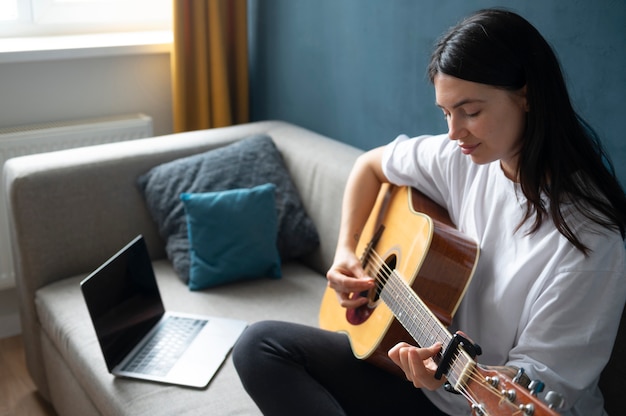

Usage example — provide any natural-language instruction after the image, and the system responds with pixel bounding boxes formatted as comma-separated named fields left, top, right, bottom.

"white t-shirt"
left=382, top=133, right=626, bottom=416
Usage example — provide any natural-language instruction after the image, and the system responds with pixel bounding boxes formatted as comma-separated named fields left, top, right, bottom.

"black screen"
left=80, top=235, right=165, bottom=371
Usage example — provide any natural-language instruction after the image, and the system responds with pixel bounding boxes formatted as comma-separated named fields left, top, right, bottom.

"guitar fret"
left=379, top=269, right=477, bottom=387
left=380, top=270, right=452, bottom=349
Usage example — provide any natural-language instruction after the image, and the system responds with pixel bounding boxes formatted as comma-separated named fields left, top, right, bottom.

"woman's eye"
left=466, top=111, right=480, bottom=118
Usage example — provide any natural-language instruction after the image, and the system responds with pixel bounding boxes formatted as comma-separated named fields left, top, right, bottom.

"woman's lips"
left=459, top=143, right=479, bottom=155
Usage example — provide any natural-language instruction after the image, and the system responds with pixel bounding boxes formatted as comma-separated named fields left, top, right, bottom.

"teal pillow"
left=180, top=183, right=282, bottom=290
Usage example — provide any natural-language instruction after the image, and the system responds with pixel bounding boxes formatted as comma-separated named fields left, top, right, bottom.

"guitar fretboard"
left=378, top=268, right=475, bottom=389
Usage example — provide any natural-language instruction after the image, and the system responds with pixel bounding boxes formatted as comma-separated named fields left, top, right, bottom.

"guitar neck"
left=379, top=270, right=475, bottom=389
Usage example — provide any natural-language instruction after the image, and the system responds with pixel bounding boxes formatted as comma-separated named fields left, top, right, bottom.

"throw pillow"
left=181, top=183, right=282, bottom=290
left=137, top=134, right=319, bottom=283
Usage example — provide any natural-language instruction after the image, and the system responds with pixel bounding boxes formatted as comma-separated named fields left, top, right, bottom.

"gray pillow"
left=138, top=134, right=319, bottom=283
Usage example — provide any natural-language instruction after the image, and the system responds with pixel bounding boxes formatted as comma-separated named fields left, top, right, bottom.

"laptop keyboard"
left=122, top=316, right=208, bottom=376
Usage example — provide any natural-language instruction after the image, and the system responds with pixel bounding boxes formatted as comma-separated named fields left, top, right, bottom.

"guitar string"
left=363, top=251, right=466, bottom=378
left=364, top=249, right=452, bottom=348
left=361, top=248, right=508, bottom=410
left=362, top=253, right=485, bottom=409
left=453, top=371, right=525, bottom=415
left=368, top=251, right=520, bottom=411
left=365, top=255, right=478, bottom=395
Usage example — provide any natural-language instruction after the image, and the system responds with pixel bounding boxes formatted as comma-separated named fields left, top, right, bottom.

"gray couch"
left=5, top=121, right=362, bottom=415
left=5, top=120, right=625, bottom=415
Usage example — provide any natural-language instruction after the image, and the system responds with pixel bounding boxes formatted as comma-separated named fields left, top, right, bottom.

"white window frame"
left=1, top=0, right=171, bottom=38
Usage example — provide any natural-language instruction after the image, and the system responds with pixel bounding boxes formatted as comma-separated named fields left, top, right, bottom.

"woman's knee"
left=233, top=321, right=265, bottom=362
left=232, top=320, right=285, bottom=373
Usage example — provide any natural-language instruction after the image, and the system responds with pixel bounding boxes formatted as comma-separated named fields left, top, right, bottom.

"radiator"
left=0, top=113, right=154, bottom=290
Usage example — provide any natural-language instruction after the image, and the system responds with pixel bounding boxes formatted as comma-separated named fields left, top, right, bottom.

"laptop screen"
left=81, top=235, right=165, bottom=371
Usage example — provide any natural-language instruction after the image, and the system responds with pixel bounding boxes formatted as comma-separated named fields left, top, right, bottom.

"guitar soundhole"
left=346, top=254, right=397, bottom=325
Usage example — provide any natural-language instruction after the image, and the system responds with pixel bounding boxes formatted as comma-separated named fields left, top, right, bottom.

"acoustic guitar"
left=319, top=184, right=563, bottom=415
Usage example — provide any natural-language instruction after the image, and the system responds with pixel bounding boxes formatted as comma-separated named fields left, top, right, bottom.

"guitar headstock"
left=466, top=365, right=564, bottom=415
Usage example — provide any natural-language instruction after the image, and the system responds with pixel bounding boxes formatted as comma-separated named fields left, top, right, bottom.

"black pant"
left=232, top=320, right=450, bottom=416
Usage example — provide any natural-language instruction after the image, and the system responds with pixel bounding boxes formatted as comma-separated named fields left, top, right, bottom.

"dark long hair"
left=428, top=8, right=626, bottom=254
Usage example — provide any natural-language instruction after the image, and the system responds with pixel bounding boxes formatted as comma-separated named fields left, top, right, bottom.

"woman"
left=233, top=9, right=626, bottom=415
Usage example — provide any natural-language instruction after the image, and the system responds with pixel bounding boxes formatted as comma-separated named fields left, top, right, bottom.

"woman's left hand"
left=388, top=342, right=446, bottom=391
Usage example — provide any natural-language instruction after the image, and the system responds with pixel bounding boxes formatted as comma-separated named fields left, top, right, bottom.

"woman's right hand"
left=325, top=246, right=375, bottom=309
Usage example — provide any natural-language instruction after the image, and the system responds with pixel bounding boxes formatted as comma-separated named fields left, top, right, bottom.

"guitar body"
left=319, top=184, right=480, bottom=375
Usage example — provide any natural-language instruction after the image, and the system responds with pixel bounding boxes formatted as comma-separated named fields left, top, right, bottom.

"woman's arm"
left=325, top=146, right=387, bottom=309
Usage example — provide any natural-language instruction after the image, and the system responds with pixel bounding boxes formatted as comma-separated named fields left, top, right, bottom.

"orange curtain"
left=171, top=0, right=249, bottom=133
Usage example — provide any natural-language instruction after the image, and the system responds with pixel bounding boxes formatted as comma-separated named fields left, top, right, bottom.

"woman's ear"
left=520, top=85, right=529, bottom=112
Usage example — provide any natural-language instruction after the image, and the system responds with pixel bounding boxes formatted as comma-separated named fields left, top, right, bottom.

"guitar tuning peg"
left=512, top=367, right=531, bottom=388
left=519, top=403, right=536, bottom=415
left=528, top=379, right=545, bottom=396
left=545, top=391, right=565, bottom=410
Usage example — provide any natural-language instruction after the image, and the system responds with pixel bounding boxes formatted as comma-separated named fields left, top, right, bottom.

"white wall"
left=0, top=50, right=173, bottom=337
left=0, top=51, right=173, bottom=136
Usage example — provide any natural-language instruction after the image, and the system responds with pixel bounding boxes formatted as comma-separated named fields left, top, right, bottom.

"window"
left=0, top=0, right=171, bottom=37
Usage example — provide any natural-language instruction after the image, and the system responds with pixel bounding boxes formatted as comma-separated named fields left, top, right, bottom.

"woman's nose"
left=447, top=115, right=468, bottom=140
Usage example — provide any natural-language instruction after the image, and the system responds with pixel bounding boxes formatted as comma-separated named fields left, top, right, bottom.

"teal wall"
left=248, top=0, right=626, bottom=187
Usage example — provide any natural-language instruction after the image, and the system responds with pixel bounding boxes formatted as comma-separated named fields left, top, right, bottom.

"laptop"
left=80, top=235, right=247, bottom=388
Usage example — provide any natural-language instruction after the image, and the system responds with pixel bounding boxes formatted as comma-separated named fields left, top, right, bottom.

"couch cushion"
left=137, top=134, right=319, bottom=283
left=180, top=183, right=282, bottom=290
left=35, top=260, right=327, bottom=416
